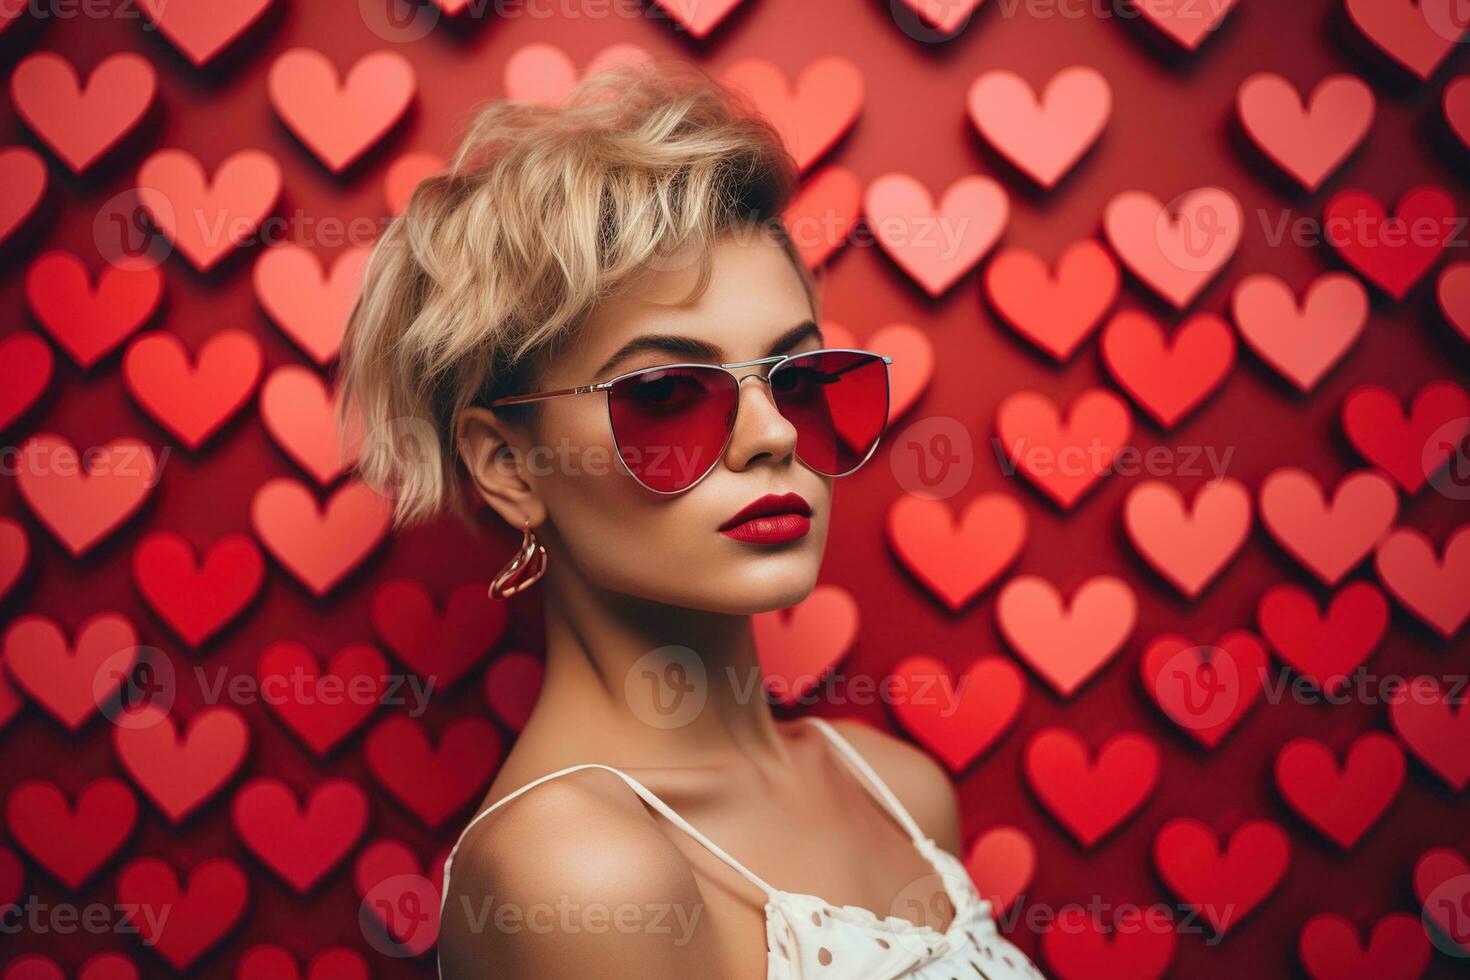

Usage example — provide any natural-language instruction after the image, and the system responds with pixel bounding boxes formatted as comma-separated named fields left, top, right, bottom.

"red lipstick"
left=719, top=492, right=812, bottom=544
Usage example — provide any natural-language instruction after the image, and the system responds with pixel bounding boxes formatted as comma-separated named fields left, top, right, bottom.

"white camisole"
left=438, top=716, right=1047, bottom=979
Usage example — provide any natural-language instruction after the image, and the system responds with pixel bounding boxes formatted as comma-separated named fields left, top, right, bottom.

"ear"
left=455, top=405, right=546, bottom=530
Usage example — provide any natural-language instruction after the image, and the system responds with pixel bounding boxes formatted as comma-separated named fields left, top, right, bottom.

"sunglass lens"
left=771, top=351, right=889, bottom=476
left=607, top=366, right=737, bottom=492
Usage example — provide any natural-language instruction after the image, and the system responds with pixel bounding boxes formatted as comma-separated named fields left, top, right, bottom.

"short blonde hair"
left=336, top=57, right=818, bottom=530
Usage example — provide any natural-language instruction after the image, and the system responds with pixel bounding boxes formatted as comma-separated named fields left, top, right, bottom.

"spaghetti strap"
left=802, top=717, right=930, bottom=845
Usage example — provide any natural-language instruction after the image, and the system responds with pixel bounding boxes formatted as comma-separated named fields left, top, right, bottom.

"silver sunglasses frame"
left=488, top=347, right=894, bottom=495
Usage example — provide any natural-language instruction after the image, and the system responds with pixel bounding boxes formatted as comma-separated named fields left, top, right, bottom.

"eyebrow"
left=593, top=319, right=823, bottom=379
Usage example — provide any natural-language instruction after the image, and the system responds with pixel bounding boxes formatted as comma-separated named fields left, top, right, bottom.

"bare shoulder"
left=437, top=768, right=718, bottom=980
left=824, top=719, right=962, bottom=853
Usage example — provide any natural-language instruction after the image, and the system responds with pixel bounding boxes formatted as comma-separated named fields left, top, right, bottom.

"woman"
left=338, top=57, right=1044, bottom=979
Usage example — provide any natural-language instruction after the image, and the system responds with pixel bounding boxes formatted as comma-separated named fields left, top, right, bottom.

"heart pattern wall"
left=0, top=0, right=1468, bottom=978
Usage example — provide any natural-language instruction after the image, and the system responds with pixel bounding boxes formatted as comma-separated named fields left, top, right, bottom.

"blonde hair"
left=335, top=57, right=819, bottom=530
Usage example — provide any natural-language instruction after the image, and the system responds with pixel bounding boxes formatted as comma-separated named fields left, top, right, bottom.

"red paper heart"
left=6, top=777, right=136, bottom=890
left=0, top=146, right=46, bottom=246
left=113, top=705, right=249, bottom=823
left=26, top=251, right=163, bottom=369
left=859, top=323, right=932, bottom=420
left=1104, top=187, right=1242, bottom=309
left=985, top=240, right=1119, bottom=362
left=995, top=388, right=1131, bottom=509
left=1231, top=272, right=1368, bottom=391
left=504, top=42, right=651, bottom=107
left=269, top=49, right=416, bottom=173
left=1345, top=0, right=1463, bottom=80
left=0, top=333, right=52, bottom=433
left=137, top=149, right=282, bottom=272
left=967, top=67, right=1110, bottom=189
left=1375, top=523, right=1470, bottom=638
left=1324, top=186, right=1457, bottom=300
left=3, top=611, right=137, bottom=731
left=1133, top=0, right=1237, bottom=49
left=997, top=575, right=1135, bottom=697
left=259, top=365, right=355, bottom=485
left=1298, top=912, right=1431, bottom=980
left=115, top=857, right=248, bottom=970
left=1390, top=675, right=1470, bottom=791
left=885, top=493, right=1026, bottom=611
left=15, top=434, right=157, bottom=557
left=131, top=531, right=264, bottom=648
left=1440, top=262, right=1470, bottom=343
left=138, top=0, right=275, bottom=67
left=1447, top=76, right=1470, bottom=149
left=865, top=173, right=1008, bottom=296
left=1258, top=581, right=1388, bottom=694
left=482, top=650, right=544, bottom=732
left=1140, top=631, right=1267, bottom=749
left=1040, top=904, right=1177, bottom=980
left=257, top=641, right=386, bottom=756
left=252, top=245, right=370, bottom=366
left=651, top=0, right=746, bottom=38
left=0, top=518, right=27, bottom=605
left=1124, top=478, right=1251, bottom=597
left=1259, top=468, right=1397, bottom=586
left=1237, top=74, right=1374, bottom=191
left=963, top=826, right=1034, bottom=915
left=1274, top=732, right=1404, bottom=849
left=3, top=953, right=139, bottom=980
left=372, top=579, right=506, bottom=690
left=10, top=52, right=156, bottom=174
left=236, top=946, right=369, bottom=980
left=888, top=655, right=1024, bottom=773
left=123, top=330, right=261, bottom=448
left=250, top=478, right=392, bottom=597
left=353, top=839, right=445, bottom=956
left=723, top=57, right=863, bottom=174
left=895, top=0, right=985, bottom=34
left=755, top=584, right=859, bottom=704
left=784, top=165, right=861, bottom=270
left=232, top=778, right=368, bottom=892
left=1414, top=848, right=1470, bottom=955
left=364, top=716, right=501, bottom=828
left=1341, top=380, right=1470, bottom=494
left=1153, top=819, right=1289, bottom=935
left=1103, top=310, right=1235, bottom=428
left=1025, top=729, right=1158, bottom=847
left=383, top=152, right=444, bottom=217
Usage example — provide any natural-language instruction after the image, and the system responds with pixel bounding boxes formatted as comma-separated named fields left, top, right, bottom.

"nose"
left=722, top=373, right=798, bottom=474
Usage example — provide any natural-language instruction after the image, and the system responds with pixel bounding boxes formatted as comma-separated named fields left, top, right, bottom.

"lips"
left=719, top=492, right=813, bottom=544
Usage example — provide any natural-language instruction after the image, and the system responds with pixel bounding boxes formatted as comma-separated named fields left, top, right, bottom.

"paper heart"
left=253, top=245, right=370, bottom=366
left=269, top=49, right=416, bottom=173
left=650, top=0, right=746, bottom=38
left=1040, top=905, right=1177, bottom=980
left=364, top=716, right=501, bottom=829
left=1140, top=631, right=1266, bottom=749
left=997, top=575, right=1135, bottom=697
left=1298, top=912, right=1431, bottom=980
left=250, top=478, right=392, bottom=597
left=236, top=946, right=369, bottom=980
left=1390, top=675, right=1470, bottom=791
left=1324, top=186, right=1457, bottom=300
left=0, top=518, right=27, bottom=604
left=10, top=52, right=156, bottom=174
left=259, top=365, right=355, bottom=485
left=15, top=434, right=157, bottom=557
left=137, top=149, right=282, bottom=272
left=1259, top=468, right=1397, bottom=586
left=123, top=329, right=261, bottom=449
left=131, top=531, right=264, bottom=648
left=888, top=655, right=1024, bottom=773
left=855, top=323, right=932, bottom=420
left=113, top=705, right=249, bottom=823
left=1125, top=478, right=1251, bottom=597
left=1104, top=187, right=1242, bottom=309
left=1101, top=310, right=1235, bottom=428
left=1236, top=74, right=1374, bottom=191
left=353, top=839, right=445, bottom=956
left=865, top=173, right=1008, bottom=296
left=384, top=151, right=444, bottom=217
left=967, top=67, right=1110, bottom=188
left=1231, top=272, right=1368, bottom=391
left=504, top=42, right=651, bottom=107
left=963, top=826, right=1034, bottom=915
left=1024, top=729, right=1158, bottom=847
left=784, top=164, right=861, bottom=270
left=755, top=584, right=859, bottom=704
left=1440, top=263, right=1470, bottom=343
left=1341, top=380, right=1470, bottom=494
left=483, top=650, right=544, bottom=732
left=0, top=146, right=46, bottom=246
left=985, top=240, right=1119, bottom=362
left=372, top=579, right=506, bottom=690
left=1257, top=581, right=1388, bottom=694
left=3, top=612, right=137, bottom=731
left=232, top=778, right=368, bottom=892
left=26, top=251, right=163, bottom=369
left=894, top=0, right=986, bottom=34
left=1153, top=819, right=1289, bottom=935
left=1345, top=0, right=1464, bottom=80
left=1275, top=733, right=1404, bottom=849
left=6, top=777, right=137, bottom=890
left=257, top=641, right=386, bottom=756
left=0, top=333, right=51, bottom=434
left=138, top=0, right=275, bottom=67
left=4, top=953, right=139, bottom=980
left=1133, top=0, right=1237, bottom=49
left=995, top=388, right=1131, bottom=509
left=1448, top=77, right=1470, bottom=149
left=1414, top=848, right=1470, bottom=955
left=723, top=57, right=864, bottom=174
left=1375, top=523, right=1470, bottom=638
left=115, top=857, right=249, bottom=970
left=885, top=493, right=1026, bottom=611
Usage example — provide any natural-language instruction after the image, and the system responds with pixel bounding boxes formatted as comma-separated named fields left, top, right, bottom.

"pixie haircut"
left=335, top=57, right=819, bottom=531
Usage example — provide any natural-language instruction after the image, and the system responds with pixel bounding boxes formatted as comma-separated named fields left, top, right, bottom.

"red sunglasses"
left=489, top=348, right=893, bottom=494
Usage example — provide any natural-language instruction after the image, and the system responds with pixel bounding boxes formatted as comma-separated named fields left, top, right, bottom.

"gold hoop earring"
left=489, top=518, right=547, bottom=600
